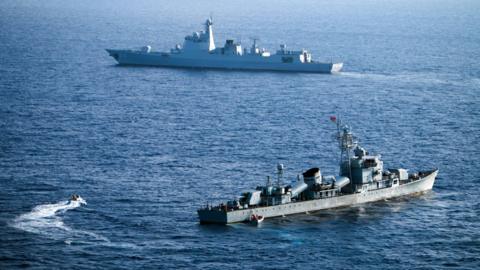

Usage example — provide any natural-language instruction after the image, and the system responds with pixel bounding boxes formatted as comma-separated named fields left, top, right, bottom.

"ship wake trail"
left=11, top=196, right=109, bottom=244
left=339, top=71, right=477, bottom=87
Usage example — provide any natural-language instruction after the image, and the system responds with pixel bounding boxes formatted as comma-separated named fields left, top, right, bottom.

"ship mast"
left=276, top=163, right=284, bottom=187
left=205, top=17, right=215, bottom=51
left=331, top=116, right=357, bottom=187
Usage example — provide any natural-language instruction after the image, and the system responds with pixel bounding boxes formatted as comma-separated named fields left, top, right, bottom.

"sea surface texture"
left=1, top=0, right=479, bottom=269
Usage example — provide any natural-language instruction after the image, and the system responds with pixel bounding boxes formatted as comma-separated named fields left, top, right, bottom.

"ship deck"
left=198, top=169, right=438, bottom=224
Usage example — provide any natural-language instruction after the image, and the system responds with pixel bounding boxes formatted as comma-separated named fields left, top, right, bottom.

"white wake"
left=11, top=196, right=108, bottom=244
left=339, top=71, right=478, bottom=88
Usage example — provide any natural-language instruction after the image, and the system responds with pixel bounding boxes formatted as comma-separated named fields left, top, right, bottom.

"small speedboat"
left=70, top=194, right=80, bottom=201
left=249, top=214, right=264, bottom=225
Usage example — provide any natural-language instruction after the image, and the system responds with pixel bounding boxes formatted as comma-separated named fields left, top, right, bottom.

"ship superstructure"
left=198, top=117, right=438, bottom=224
left=106, top=18, right=343, bottom=73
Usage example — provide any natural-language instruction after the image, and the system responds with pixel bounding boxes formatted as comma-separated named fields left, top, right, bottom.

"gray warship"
left=198, top=117, right=438, bottom=224
left=106, top=18, right=343, bottom=73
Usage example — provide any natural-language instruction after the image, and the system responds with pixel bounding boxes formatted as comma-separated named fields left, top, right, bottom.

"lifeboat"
left=249, top=214, right=264, bottom=225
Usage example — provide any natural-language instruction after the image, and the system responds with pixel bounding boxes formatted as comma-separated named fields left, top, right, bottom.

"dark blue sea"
left=1, top=0, right=479, bottom=269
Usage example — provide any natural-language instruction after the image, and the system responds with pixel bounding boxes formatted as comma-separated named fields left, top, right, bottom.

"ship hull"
left=106, top=49, right=343, bottom=73
left=198, top=170, right=438, bottom=224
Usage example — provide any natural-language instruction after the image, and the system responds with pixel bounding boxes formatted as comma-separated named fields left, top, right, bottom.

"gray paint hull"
left=198, top=170, right=437, bottom=224
left=106, top=49, right=343, bottom=73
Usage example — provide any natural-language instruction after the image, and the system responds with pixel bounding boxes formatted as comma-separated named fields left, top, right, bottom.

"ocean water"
left=1, top=0, right=479, bottom=269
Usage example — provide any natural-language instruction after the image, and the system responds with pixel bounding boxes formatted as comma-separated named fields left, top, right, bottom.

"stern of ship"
left=331, top=62, right=343, bottom=73
left=197, top=209, right=228, bottom=225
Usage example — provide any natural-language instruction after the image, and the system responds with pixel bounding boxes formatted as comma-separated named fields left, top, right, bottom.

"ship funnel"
left=303, top=167, right=322, bottom=186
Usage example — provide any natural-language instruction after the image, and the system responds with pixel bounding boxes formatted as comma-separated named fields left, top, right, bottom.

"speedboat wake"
left=11, top=195, right=107, bottom=244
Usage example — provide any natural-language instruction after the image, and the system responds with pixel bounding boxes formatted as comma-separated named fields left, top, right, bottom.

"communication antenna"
left=266, top=176, right=272, bottom=186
